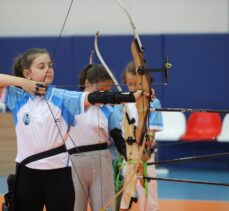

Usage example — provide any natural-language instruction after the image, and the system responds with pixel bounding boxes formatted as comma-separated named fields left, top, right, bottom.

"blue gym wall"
left=1, top=34, right=228, bottom=110
left=1, top=34, right=229, bottom=169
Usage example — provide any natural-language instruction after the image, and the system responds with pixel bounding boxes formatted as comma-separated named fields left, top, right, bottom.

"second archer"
left=65, top=64, right=127, bottom=211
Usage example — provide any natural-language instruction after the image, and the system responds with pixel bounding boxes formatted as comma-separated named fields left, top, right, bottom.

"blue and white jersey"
left=0, top=86, right=85, bottom=169
left=66, top=105, right=120, bottom=148
left=113, top=98, right=163, bottom=131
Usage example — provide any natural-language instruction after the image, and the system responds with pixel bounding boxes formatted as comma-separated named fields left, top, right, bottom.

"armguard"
left=110, top=128, right=127, bottom=160
left=88, top=91, right=135, bottom=105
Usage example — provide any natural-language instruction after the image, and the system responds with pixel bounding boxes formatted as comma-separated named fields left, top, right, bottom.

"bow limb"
left=94, top=31, right=123, bottom=92
left=89, top=49, right=95, bottom=64
left=94, top=31, right=135, bottom=126
left=115, top=0, right=144, bottom=51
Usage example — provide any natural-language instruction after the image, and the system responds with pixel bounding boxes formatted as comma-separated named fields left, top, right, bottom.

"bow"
left=113, top=0, right=155, bottom=209
left=94, top=31, right=138, bottom=211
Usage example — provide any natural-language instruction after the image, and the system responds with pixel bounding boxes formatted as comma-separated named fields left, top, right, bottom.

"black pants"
left=14, top=166, right=75, bottom=211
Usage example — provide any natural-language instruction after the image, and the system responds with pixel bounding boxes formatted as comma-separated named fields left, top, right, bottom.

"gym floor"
left=1, top=166, right=229, bottom=211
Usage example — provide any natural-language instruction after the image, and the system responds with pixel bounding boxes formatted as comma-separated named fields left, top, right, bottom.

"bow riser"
left=131, top=40, right=151, bottom=146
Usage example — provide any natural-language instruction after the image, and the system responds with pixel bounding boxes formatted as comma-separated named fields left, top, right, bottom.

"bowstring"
left=42, top=0, right=90, bottom=206
left=94, top=61, right=105, bottom=209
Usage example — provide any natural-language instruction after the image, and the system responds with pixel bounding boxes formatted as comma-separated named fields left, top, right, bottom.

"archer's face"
left=96, top=79, right=113, bottom=91
left=126, top=72, right=137, bottom=92
left=85, top=79, right=113, bottom=92
left=26, top=53, right=54, bottom=85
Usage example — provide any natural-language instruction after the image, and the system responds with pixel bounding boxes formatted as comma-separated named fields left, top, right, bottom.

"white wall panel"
left=0, top=0, right=228, bottom=36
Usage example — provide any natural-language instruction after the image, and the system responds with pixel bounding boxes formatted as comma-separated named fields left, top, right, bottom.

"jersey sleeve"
left=0, top=86, right=28, bottom=111
left=62, top=90, right=85, bottom=117
left=149, top=98, right=164, bottom=131
left=108, top=108, right=122, bottom=132
left=99, top=105, right=121, bottom=132
left=112, top=105, right=123, bottom=128
left=49, top=88, right=85, bottom=127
